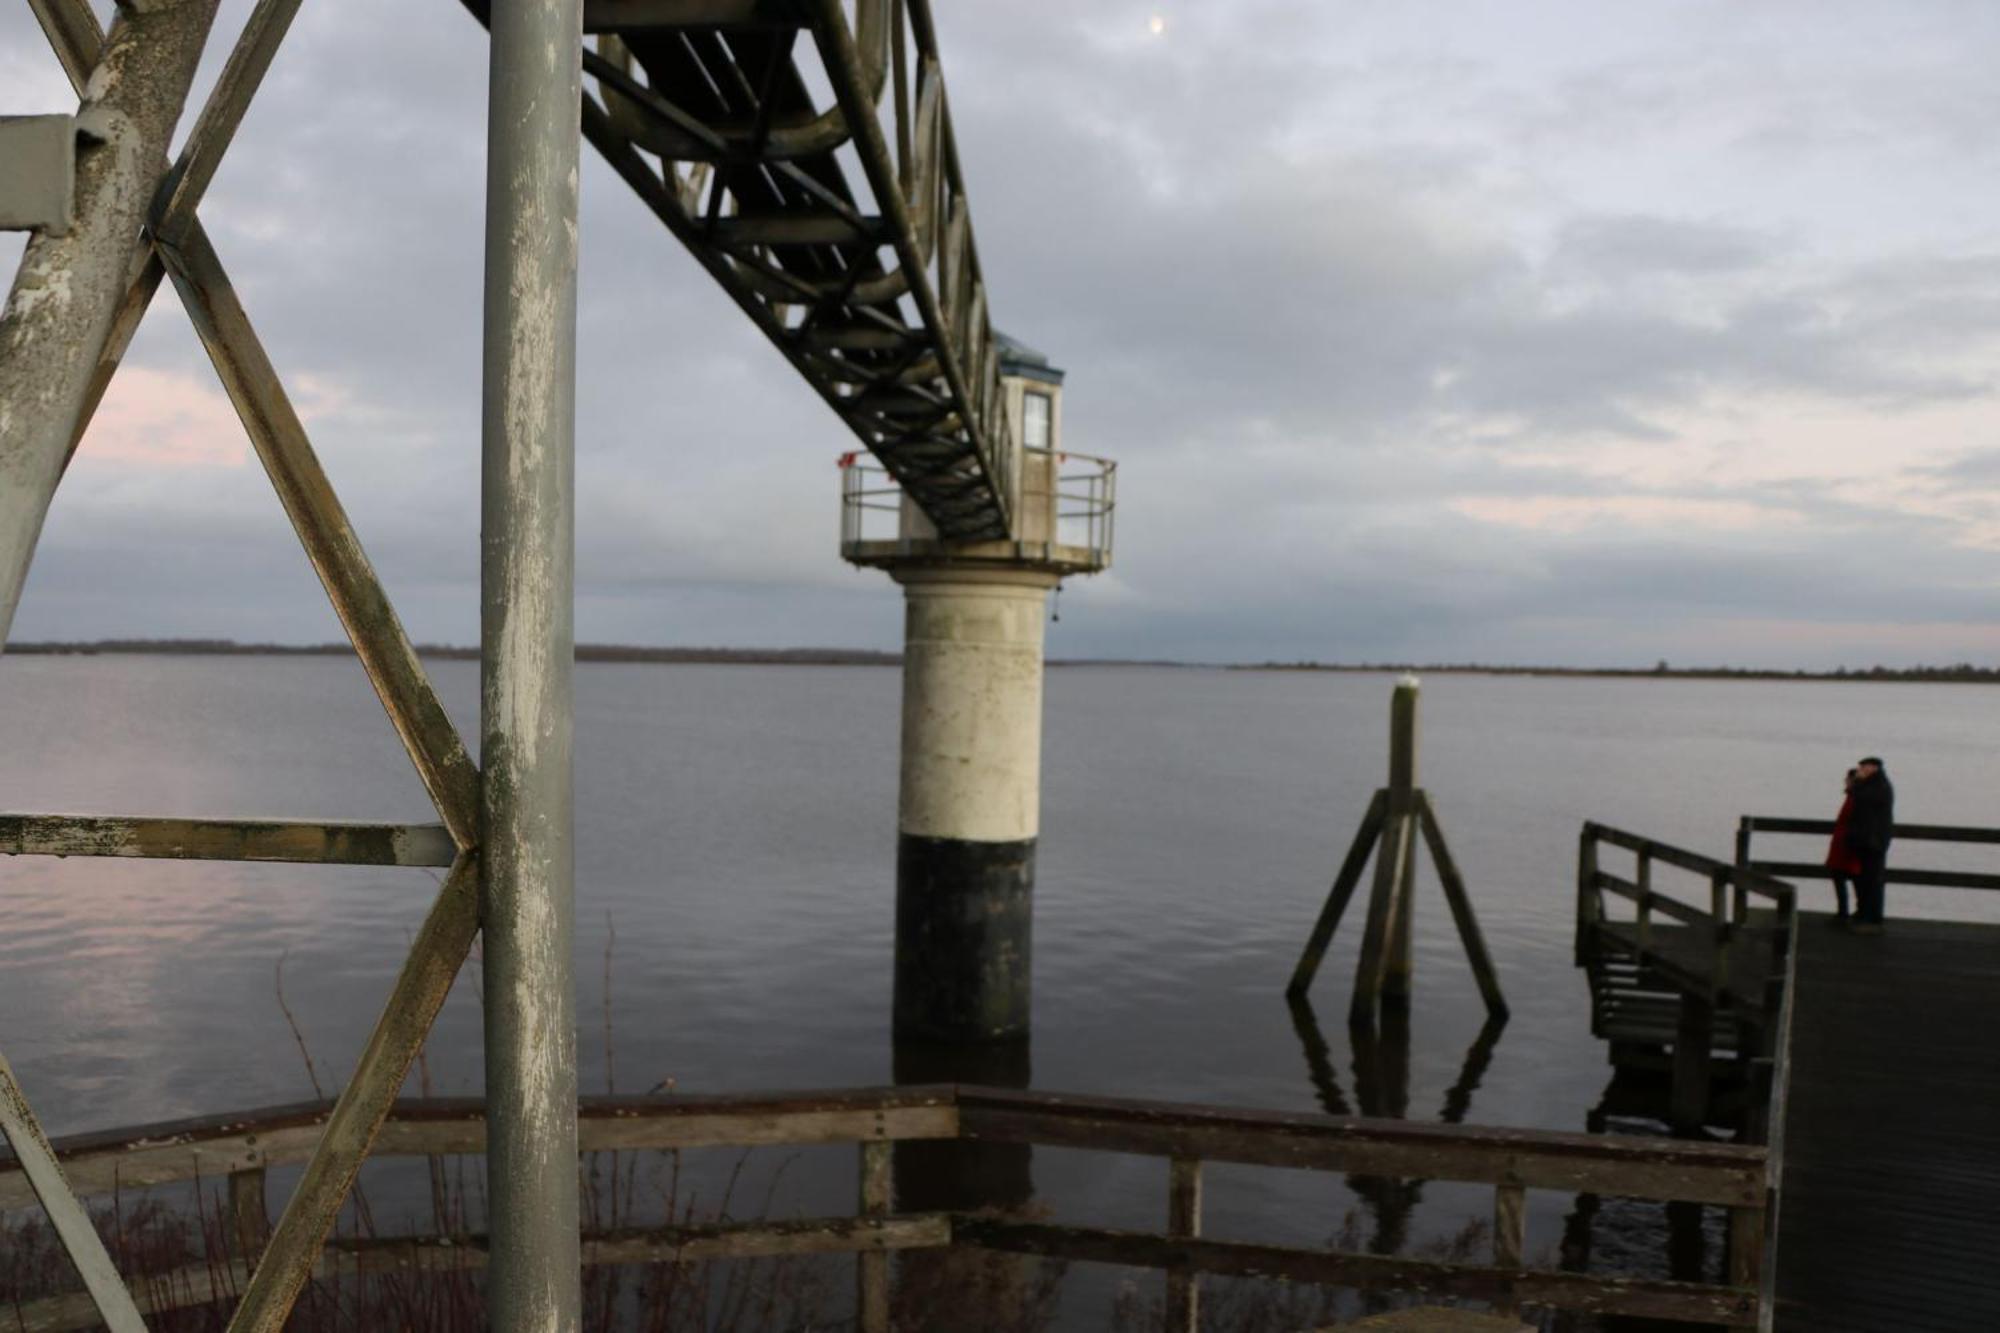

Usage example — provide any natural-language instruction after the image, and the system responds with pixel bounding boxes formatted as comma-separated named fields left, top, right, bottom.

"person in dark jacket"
left=1825, top=768, right=1864, bottom=921
left=1845, top=757, right=1895, bottom=933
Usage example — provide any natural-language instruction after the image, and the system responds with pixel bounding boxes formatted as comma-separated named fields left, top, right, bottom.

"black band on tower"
left=893, top=833, right=1036, bottom=1041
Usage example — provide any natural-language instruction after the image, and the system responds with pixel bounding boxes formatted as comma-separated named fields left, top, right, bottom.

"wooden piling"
left=1293, top=678, right=1507, bottom=1025
left=1166, top=1156, right=1202, bottom=1331
left=1287, top=790, right=1387, bottom=997
left=1671, top=995, right=1715, bottom=1133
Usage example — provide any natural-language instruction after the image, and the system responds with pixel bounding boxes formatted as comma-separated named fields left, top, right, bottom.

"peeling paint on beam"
left=0, top=814, right=457, bottom=867
left=479, top=0, right=585, bottom=1326
left=0, top=1052, right=148, bottom=1332
left=0, top=0, right=221, bottom=644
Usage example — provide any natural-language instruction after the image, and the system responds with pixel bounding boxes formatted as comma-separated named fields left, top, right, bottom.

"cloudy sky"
left=6, top=0, right=2000, bottom=666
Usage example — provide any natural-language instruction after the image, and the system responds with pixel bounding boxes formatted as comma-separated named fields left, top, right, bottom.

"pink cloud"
left=79, top=367, right=250, bottom=468
left=1451, top=494, right=1801, bottom=533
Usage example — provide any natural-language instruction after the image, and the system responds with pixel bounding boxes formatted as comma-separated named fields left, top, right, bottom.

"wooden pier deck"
left=1770, top=913, right=2000, bottom=1331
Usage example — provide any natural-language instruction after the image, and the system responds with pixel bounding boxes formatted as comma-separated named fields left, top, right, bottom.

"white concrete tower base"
left=891, top=565, right=1057, bottom=1041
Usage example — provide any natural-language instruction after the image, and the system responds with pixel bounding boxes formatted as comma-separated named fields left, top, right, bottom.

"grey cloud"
left=7, top=2, right=2000, bottom=666
left=1552, top=215, right=1778, bottom=277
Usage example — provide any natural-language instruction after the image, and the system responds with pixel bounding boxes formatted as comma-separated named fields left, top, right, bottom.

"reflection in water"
left=891, top=1036, right=1034, bottom=1213
left=891, top=1037, right=1048, bottom=1332
left=1558, top=1079, right=1724, bottom=1298
left=1286, top=994, right=1507, bottom=1295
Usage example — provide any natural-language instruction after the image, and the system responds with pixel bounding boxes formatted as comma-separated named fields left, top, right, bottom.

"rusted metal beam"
left=23, top=0, right=481, bottom=848
left=226, top=854, right=480, bottom=1333
left=150, top=0, right=310, bottom=248
left=0, top=1051, right=146, bottom=1332
left=154, top=224, right=481, bottom=848
left=29, top=1, right=180, bottom=477
left=25, top=0, right=99, bottom=89
left=479, top=0, right=584, bottom=1326
left=0, top=814, right=456, bottom=867
left=0, top=0, right=220, bottom=645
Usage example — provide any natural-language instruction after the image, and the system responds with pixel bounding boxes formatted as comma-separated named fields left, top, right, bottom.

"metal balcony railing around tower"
left=840, top=447, right=1116, bottom=574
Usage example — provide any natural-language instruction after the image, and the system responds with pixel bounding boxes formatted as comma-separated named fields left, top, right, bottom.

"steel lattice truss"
left=1, top=1, right=476, bottom=1328
left=0, top=1, right=1015, bottom=1325
left=541, top=0, right=1018, bottom=540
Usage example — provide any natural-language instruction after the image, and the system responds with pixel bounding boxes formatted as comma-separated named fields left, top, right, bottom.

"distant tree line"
left=1237, top=660, right=2000, bottom=684
left=5, top=638, right=900, bottom=666
left=11, top=640, right=1997, bottom=681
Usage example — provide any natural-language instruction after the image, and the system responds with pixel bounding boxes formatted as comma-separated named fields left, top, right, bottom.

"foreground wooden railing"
left=0, top=1085, right=1766, bottom=1329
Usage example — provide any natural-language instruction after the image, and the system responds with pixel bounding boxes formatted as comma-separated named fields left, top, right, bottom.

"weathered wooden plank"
left=1288, top=788, right=1387, bottom=996
left=4, top=1081, right=1760, bottom=1214
left=1773, top=917, right=2000, bottom=1330
left=1493, top=1182, right=1526, bottom=1318
left=1750, top=860, right=2000, bottom=890
left=1492, top=1184, right=1525, bottom=1269
left=1743, top=817, right=2000, bottom=845
left=0, top=1088, right=962, bottom=1207
left=1587, top=824, right=1792, bottom=901
left=579, top=1213, right=949, bottom=1263
left=0, top=814, right=456, bottom=867
left=1727, top=1204, right=1762, bottom=1292
left=229, top=1166, right=270, bottom=1262
left=1166, top=1156, right=1202, bottom=1332
left=858, top=1140, right=892, bottom=1333
left=954, top=1090, right=1766, bottom=1207
left=1594, top=873, right=1710, bottom=924
left=9, top=1217, right=954, bottom=1333
left=954, top=1218, right=1759, bottom=1326
left=1671, top=995, right=1715, bottom=1133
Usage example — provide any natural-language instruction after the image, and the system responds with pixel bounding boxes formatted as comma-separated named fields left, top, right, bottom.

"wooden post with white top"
left=1287, top=677, right=1509, bottom=1027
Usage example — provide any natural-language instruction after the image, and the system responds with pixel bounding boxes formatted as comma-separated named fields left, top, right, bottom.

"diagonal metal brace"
left=0, top=1052, right=147, bottom=1333
left=27, top=0, right=482, bottom=849
left=225, top=854, right=482, bottom=1333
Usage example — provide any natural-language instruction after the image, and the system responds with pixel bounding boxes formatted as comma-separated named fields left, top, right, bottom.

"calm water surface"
left=4, top=657, right=1997, bottom=1314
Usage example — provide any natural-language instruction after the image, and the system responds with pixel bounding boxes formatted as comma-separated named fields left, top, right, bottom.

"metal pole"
left=480, top=0, right=582, bottom=1327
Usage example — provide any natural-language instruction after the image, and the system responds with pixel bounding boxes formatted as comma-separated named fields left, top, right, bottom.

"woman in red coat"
left=1825, top=768, right=1864, bottom=920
